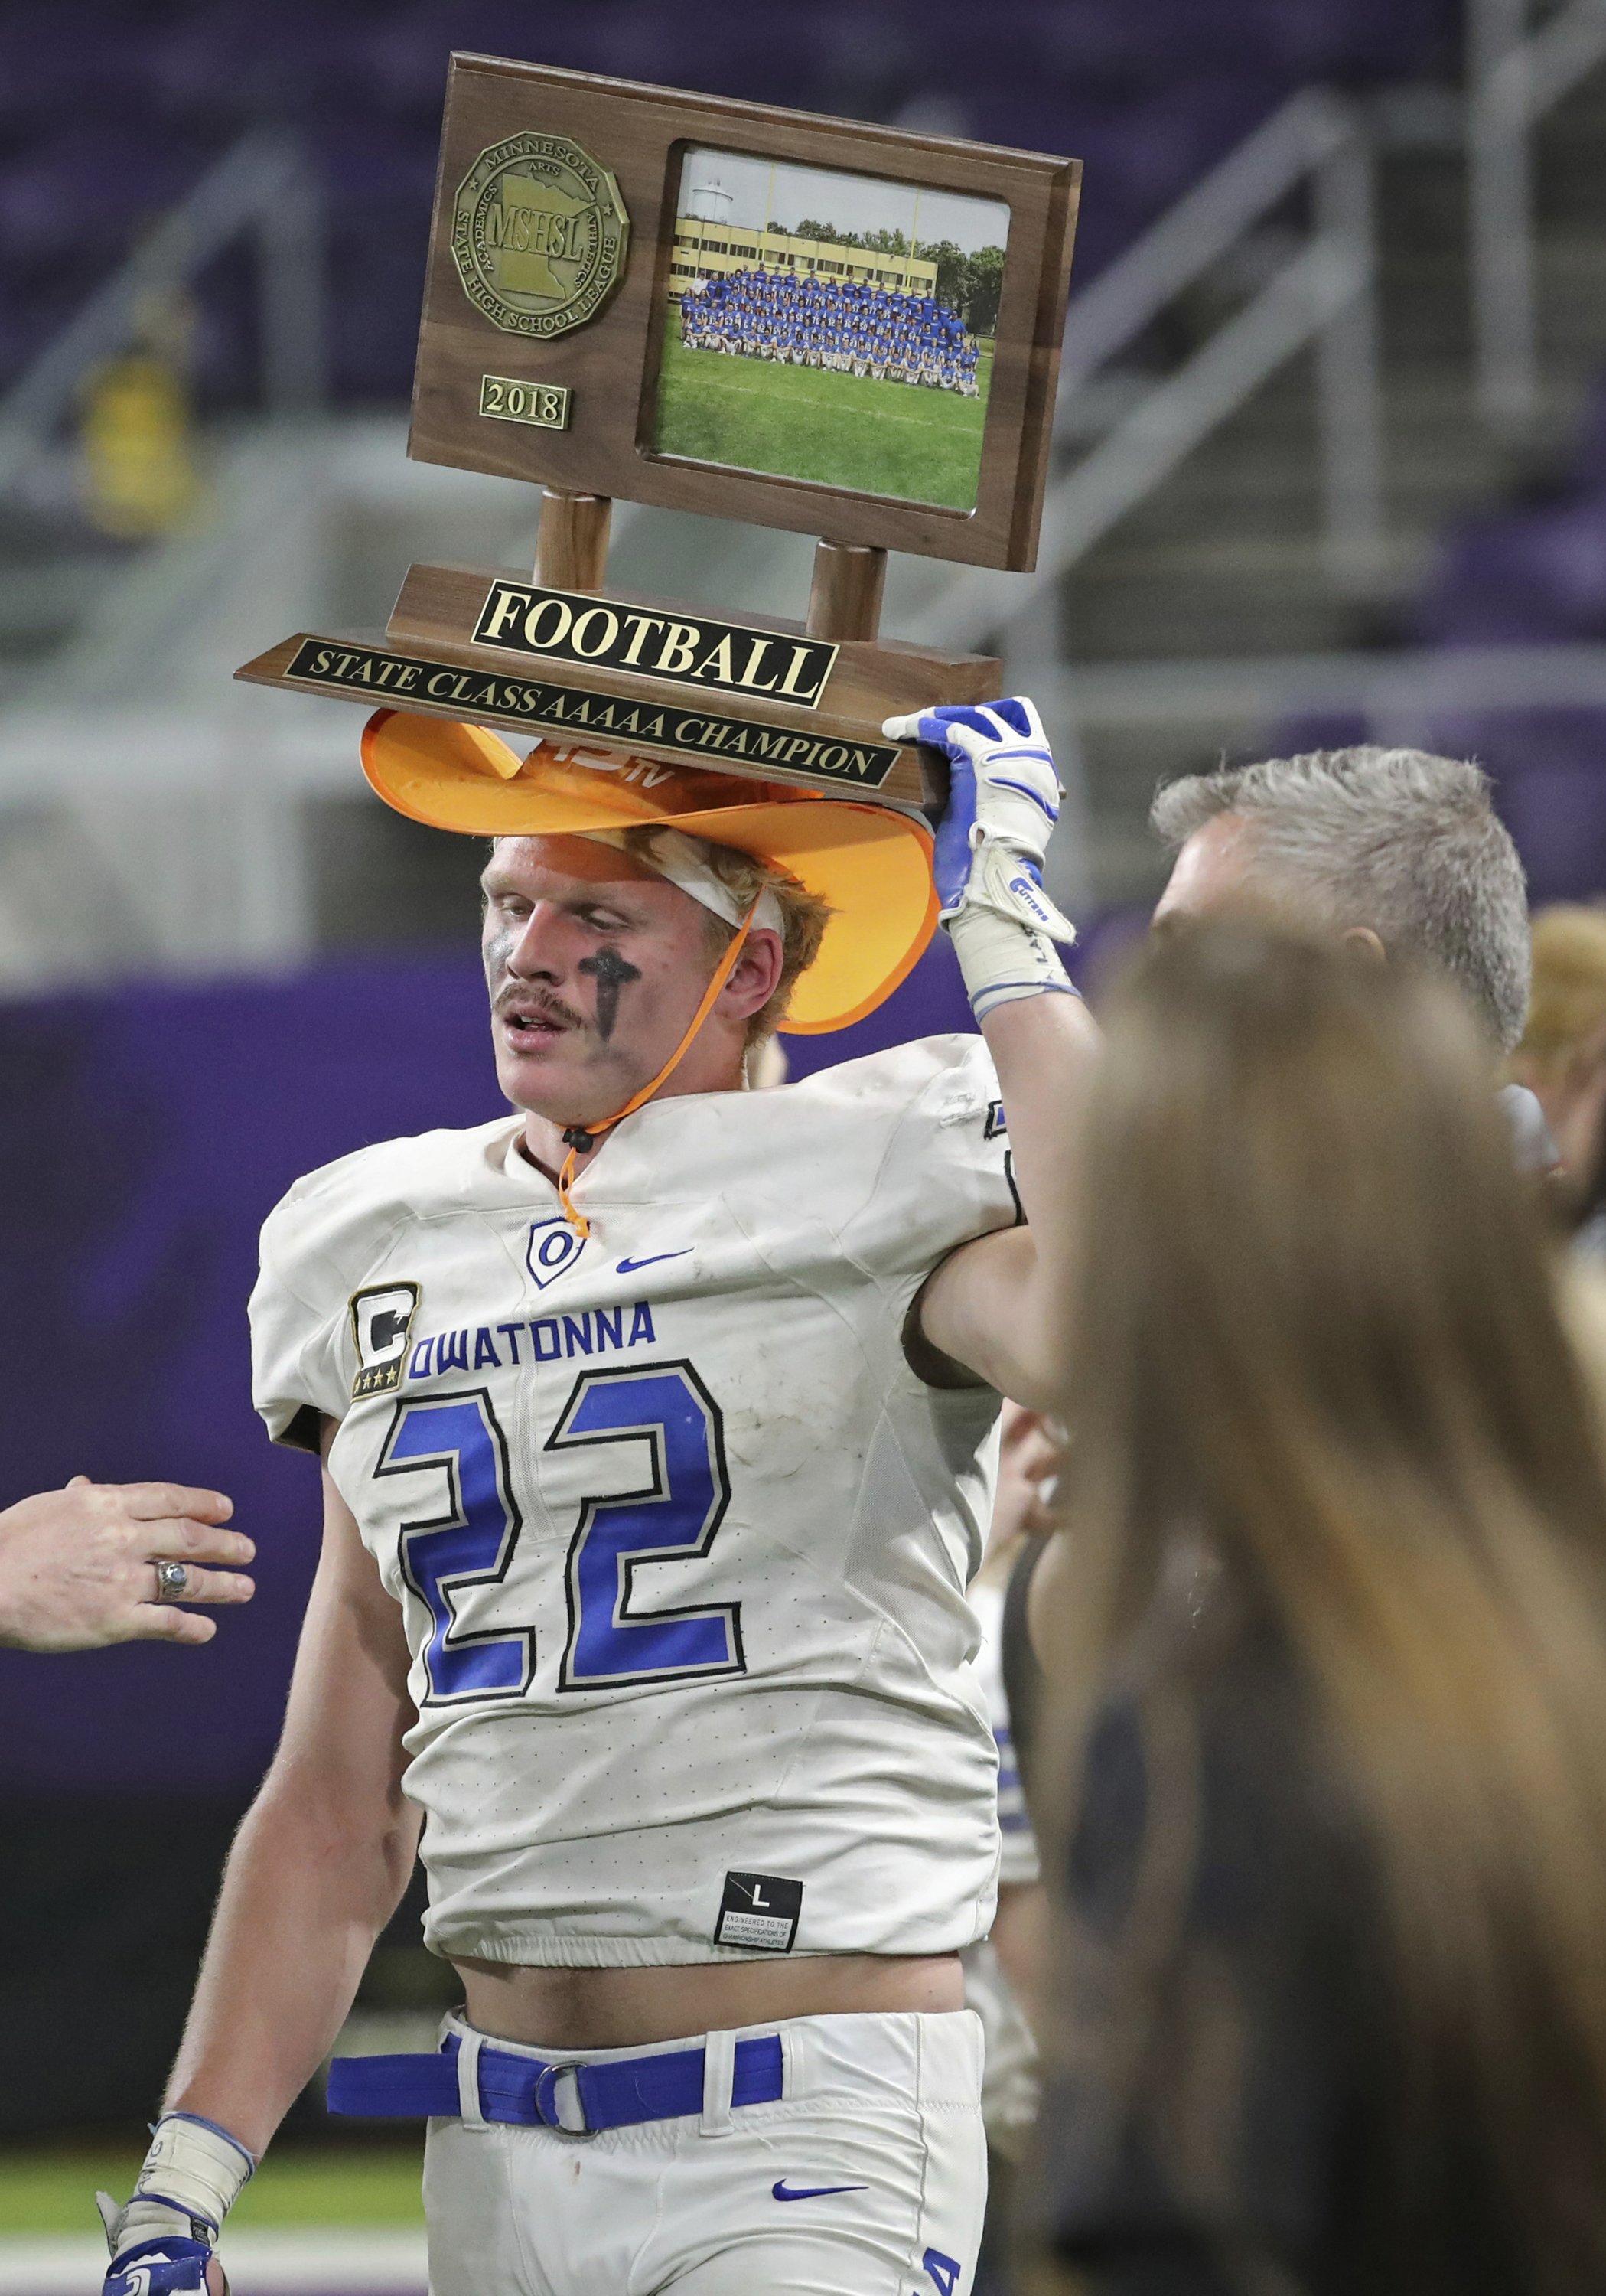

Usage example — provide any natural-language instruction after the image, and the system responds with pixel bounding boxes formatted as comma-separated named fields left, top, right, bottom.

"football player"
left=99, top=702, right=1090, bottom=2296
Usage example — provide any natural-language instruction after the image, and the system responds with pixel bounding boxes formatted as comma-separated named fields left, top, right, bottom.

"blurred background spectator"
left=1511, top=902, right=1606, bottom=1240
left=1025, top=918, right=1606, bottom=2296
left=9, top=1, right=1606, bottom=2288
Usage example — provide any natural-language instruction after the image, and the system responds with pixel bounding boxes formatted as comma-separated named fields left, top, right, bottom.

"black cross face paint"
left=578, top=944, right=642, bottom=1042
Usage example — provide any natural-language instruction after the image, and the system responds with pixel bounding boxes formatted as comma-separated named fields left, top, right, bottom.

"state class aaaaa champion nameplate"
left=282, top=639, right=901, bottom=790
left=473, top=582, right=839, bottom=709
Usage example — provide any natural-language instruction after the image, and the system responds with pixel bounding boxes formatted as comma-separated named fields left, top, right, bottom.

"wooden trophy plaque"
left=236, top=57, right=1081, bottom=817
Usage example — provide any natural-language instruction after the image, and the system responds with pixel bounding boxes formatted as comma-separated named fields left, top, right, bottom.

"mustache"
left=492, top=980, right=588, bottom=1031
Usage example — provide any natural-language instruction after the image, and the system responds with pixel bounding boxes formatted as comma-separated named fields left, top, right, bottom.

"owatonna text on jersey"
left=251, top=1035, right=1017, bottom=1968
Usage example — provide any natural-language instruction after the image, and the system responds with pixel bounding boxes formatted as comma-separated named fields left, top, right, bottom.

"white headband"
left=579, top=827, right=784, bottom=938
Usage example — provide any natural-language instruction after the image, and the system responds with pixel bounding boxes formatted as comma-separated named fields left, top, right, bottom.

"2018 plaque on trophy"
left=236, top=54, right=1080, bottom=815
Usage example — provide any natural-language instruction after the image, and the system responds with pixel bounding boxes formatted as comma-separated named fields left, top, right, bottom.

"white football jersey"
left=251, top=1035, right=1018, bottom=1969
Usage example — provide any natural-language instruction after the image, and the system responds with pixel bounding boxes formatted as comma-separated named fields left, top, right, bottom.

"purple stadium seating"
left=1416, top=490, right=1606, bottom=647
left=1448, top=716, right=1606, bottom=904
left=0, top=0, right=1458, bottom=407
left=1269, top=377, right=1606, bottom=908
left=1269, top=699, right=1606, bottom=909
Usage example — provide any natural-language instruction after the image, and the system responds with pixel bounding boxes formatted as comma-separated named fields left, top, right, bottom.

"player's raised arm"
left=97, top=1431, right=419, bottom=2296
left=884, top=699, right=1098, bottom=1411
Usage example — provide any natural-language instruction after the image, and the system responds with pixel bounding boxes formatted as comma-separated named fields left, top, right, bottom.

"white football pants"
left=422, top=2006, right=987, bottom=2296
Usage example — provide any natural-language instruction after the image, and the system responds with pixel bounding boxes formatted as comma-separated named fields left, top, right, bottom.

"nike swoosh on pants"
left=771, top=2182, right=869, bottom=2202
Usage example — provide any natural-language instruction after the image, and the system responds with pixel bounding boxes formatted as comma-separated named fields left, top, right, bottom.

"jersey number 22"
left=375, top=1362, right=744, bottom=1701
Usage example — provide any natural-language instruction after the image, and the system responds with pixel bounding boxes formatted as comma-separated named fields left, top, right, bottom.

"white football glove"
left=883, top=696, right=1078, bottom=1022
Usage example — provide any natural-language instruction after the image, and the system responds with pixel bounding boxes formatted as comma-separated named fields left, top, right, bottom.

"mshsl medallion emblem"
left=451, top=132, right=629, bottom=338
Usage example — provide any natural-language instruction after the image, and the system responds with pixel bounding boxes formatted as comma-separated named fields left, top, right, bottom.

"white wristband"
left=946, top=903, right=1077, bottom=1022
left=129, top=2113, right=254, bottom=2235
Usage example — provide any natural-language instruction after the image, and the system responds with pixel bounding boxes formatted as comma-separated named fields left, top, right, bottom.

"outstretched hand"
left=0, top=1478, right=252, bottom=1652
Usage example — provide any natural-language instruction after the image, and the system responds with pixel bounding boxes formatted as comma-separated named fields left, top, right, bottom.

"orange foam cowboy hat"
left=360, top=709, right=939, bottom=1035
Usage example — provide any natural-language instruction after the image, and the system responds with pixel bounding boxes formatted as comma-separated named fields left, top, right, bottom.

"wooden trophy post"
left=534, top=490, right=612, bottom=594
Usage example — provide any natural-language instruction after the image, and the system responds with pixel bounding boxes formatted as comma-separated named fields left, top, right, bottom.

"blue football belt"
left=328, top=2029, right=784, bottom=2134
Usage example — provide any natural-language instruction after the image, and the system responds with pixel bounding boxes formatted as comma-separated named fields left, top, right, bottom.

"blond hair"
left=1049, top=917, right=1606, bottom=2292
left=620, top=826, right=832, bottom=1049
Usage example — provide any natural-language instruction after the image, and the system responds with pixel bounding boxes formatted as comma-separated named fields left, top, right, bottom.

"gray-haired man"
left=1150, top=745, right=1554, bottom=1166
left=1151, top=745, right=1532, bottom=1051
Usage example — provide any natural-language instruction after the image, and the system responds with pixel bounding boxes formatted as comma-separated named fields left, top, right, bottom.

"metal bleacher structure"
left=2, top=0, right=1606, bottom=988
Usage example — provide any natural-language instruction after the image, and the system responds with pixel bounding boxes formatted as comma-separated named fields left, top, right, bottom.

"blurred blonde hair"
left=1515, top=903, right=1606, bottom=1079
left=1051, top=917, right=1606, bottom=2292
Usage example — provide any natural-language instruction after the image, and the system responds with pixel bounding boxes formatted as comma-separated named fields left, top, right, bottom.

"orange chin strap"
left=555, top=899, right=763, bottom=1238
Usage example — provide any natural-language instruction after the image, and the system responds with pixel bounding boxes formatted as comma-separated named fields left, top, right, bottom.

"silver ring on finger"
left=152, top=1558, right=191, bottom=1604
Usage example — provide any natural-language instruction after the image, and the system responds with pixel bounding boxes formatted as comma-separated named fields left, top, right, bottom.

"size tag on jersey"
left=715, top=1871, right=803, bottom=1953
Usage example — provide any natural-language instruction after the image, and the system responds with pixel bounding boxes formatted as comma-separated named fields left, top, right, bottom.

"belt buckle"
left=532, top=2060, right=592, bottom=2136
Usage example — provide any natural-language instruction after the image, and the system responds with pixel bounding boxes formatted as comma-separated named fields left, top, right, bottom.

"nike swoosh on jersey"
left=771, top=2182, right=869, bottom=2203
left=615, top=1251, right=692, bottom=1273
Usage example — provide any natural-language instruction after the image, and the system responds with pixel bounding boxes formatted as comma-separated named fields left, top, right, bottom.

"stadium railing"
left=1469, top=0, right=1606, bottom=428
left=917, top=88, right=1384, bottom=649
left=0, top=130, right=324, bottom=502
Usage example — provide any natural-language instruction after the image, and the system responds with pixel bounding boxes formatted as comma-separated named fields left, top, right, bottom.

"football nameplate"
left=471, top=582, right=839, bottom=709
